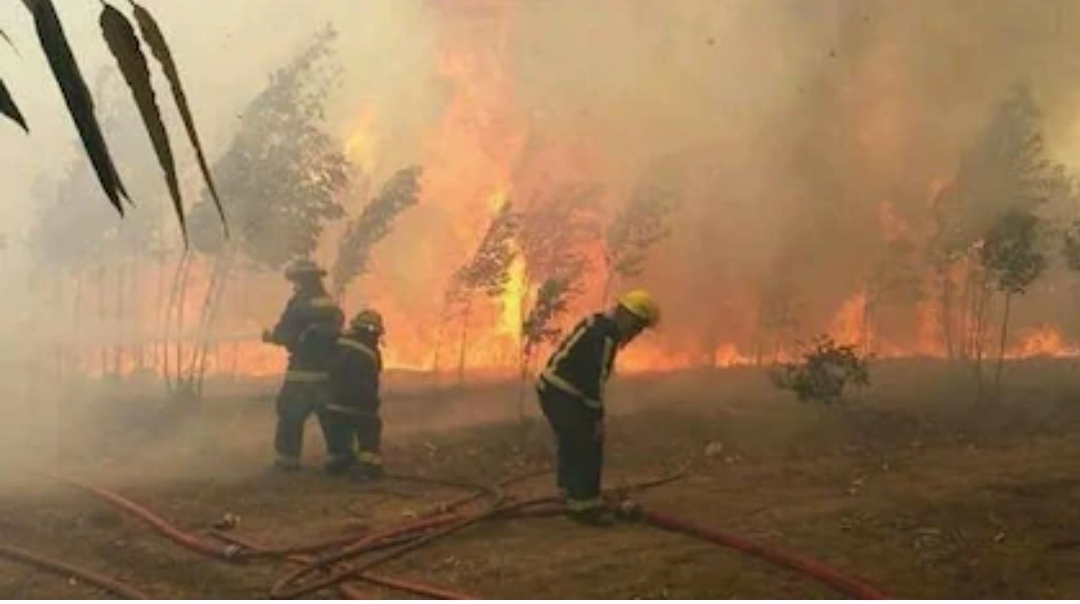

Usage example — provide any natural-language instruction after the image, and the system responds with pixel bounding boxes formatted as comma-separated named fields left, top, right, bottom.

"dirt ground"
left=2, top=359, right=1080, bottom=599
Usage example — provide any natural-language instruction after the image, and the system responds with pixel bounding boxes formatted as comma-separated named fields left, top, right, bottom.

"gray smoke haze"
left=4, top=0, right=1080, bottom=388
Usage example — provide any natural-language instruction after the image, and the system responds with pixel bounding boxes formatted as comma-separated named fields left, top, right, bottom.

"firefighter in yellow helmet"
left=262, top=259, right=344, bottom=472
left=325, top=309, right=386, bottom=480
left=536, top=289, right=660, bottom=526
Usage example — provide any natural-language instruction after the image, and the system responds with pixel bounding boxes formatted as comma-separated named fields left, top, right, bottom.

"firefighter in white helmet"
left=262, top=259, right=344, bottom=472
left=536, top=289, right=660, bottom=526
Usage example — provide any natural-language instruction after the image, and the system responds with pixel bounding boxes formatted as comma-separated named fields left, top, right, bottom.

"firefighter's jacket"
left=328, top=332, right=382, bottom=414
left=268, top=288, right=344, bottom=381
left=539, top=313, right=621, bottom=412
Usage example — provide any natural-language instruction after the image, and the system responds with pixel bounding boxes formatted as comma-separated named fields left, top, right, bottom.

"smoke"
left=355, top=0, right=1080, bottom=362
left=7, top=0, right=1080, bottom=411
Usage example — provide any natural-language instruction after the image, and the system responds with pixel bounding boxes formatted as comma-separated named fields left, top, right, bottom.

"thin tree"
left=513, top=181, right=601, bottom=412
left=331, top=165, right=423, bottom=300
left=184, top=27, right=349, bottom=399
left=863, top=237, right=920, bottom=356
left=517, top=277, right=573, bottom=419
left=601, top=165, right=679, bottom=305
left=933, top=83, right=1060, bottom=365
left=443, top=202, right=518, bottom=385
left=755, top=272, right=802, bottom=365
left=980, top=209, right=1047, bottom=392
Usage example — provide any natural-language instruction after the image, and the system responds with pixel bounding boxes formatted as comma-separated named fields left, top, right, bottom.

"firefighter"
left=324, top=309, right=386, bottom=479
left=536, top=289, right=660, bottom=526
left=262, top=259, right=344, bottom=472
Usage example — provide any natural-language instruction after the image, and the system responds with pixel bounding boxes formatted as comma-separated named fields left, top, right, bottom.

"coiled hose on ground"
left=10, top=467, right=891, bottom=599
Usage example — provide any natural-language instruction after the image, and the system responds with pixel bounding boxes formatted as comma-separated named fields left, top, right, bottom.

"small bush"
left=770, top=335, right=871, bottom=404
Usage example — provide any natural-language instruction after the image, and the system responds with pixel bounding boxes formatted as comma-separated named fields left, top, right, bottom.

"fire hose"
left=269, top=468, right=689, bottom=599
left=208, top=529, right=476, bottom=600
left=29, top=467, right=891, bottom=599
left=626, top=506, right=889, bottom=600
left=0, top=544, right=149, bottom=599
left=38, top=471, right=487, bottom=599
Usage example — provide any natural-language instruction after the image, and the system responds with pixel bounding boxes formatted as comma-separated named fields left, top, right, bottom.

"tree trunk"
left=967, top=262, right=984, bottom=360
left=193, top=254, right=232, bottom=401
left=97, top=264, right=108, bottom=377
left=172, top=253, right=195, bottom=393
left=972, top=277, right=992, bottom=399
left=432, top=314, right=446, bottom=376
left=517, top=347, right=530, bottom=423
left=162, top=252, right=189, bottom=393
left=862, top=286, right=874, bottom=357
left=115, top=262, right=125, bottom=378
left=994, top=292, right=1012, bottom=391
left=153, top=255, right=168, bottom=373
left=71, top=271, right=85, bottom=376
left=456, top=297, right=473, bottom=387
left=162, top=252, right=194, bottom=394
left=516, top=283, right=531, bottom=422
left=52, top=274, right=64, bottom=383
left=939, top=267, right=955, bottom=361
left=230, top=340, right=240, bottom=381
left=130, top=254, right=145, bottom=372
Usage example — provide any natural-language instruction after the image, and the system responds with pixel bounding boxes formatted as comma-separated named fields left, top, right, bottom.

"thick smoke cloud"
left=7, top=0, right=1080, bottom=381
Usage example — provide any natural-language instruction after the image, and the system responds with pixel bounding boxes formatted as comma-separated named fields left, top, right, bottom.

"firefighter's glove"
left=261, top=329, right=274, bottom=344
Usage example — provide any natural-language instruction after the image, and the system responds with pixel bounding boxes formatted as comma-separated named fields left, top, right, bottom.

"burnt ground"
left=2, top=359, right=1080, bottom=598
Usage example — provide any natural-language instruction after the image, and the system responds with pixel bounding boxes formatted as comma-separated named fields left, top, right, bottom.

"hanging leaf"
left=23, top=0, right=128, bottom=213
left=100, top=3, right=187, bottom=242
left=131, top=1, right=226, bottom=235
left=0, top=77, right=28, bottom=132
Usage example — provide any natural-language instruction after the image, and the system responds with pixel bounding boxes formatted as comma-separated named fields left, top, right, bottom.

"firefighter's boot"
left=568, top=507, right=617, bottom=528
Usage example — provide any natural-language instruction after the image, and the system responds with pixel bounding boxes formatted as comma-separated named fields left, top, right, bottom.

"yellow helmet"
left=617, top=289, right=660, bottom=328
left=350, top=309, right=385, bottom=335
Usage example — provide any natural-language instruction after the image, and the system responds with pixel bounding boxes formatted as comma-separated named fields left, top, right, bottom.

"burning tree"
left=517, top=182, right=601, bottom=333
left=509, top=181, right=603, bottom=414
left=600, top=165, right=680, bottom=304
left=515, top=277, right=573, bottom=418
left=182, top=27, right=349, bottom=399
left=519, top=182, right=603, bottom=289
left=3, top=0, right=222, bottom=237
left=980, top=209, right=1047, bottom=391
left=754, top=271, right=803, bottom=365
left=862, top=236, right=921, bottom=355
left=930, top=83, right=1061, bottom=365
left=331, top=165, right=423, bottom=299
left=438, top=202, right=519, bottom=385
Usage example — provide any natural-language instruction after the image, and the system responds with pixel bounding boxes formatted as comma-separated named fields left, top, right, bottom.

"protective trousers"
left=322, top=408, right=383, bottom=472
left=273, top=379, right=333, bottom=469
left=537, top=381, right=603, bottom=511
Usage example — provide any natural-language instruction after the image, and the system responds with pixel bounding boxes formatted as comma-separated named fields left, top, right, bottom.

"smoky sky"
left=5, top=0, right=1080, bottom=363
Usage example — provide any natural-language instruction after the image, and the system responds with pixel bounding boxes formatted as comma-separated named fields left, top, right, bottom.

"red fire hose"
left=0, top=543, right=150, bottom=599
left=210, top=528, right=475, bottom=599
left=38, top=470, right=478, bottom=599
left=633, top=506, right=889, bottom=600
left=36, top=472, right=240, bottom=560
left=34, top=467, right=890, bottom=599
